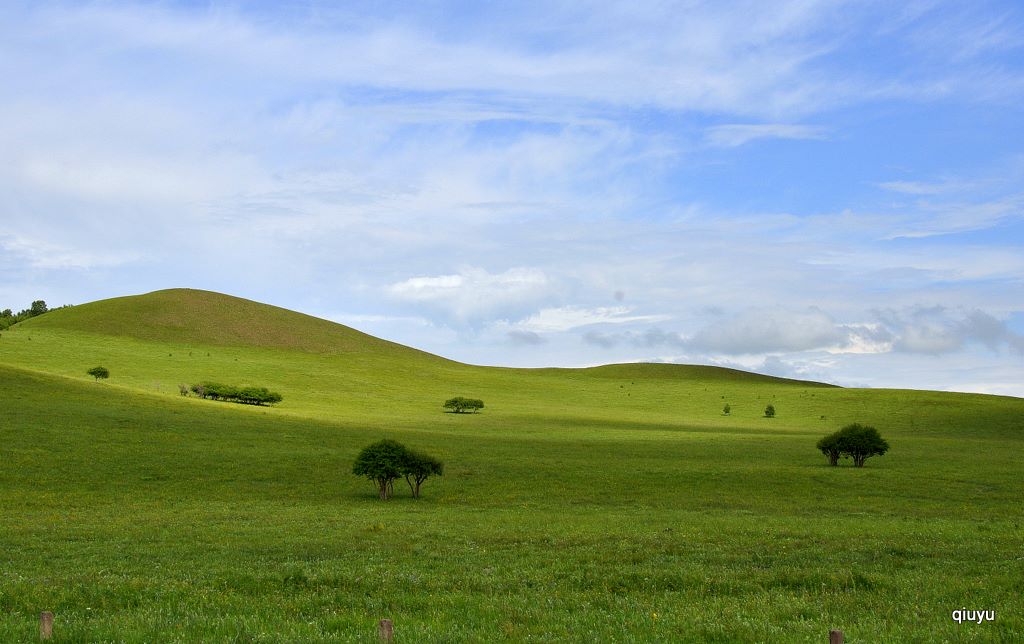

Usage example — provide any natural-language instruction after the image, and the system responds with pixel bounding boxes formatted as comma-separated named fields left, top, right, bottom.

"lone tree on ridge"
left=87, top=366, right=110, bottom=382
left=764, top=404, right=776, bottom=418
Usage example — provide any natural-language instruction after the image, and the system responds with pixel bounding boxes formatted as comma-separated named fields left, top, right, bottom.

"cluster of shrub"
left=443, top=396, right=484, bottom=413
left=353, top=439, right=444, bottom=500
left=817, top=423, right=889, bottom=467
left=0, top=300, right=72, bottom=331
left=185, top=382, right=283, bottom=406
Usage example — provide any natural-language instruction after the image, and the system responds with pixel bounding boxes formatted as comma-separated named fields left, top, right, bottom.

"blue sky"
left=2, top=0, right=1022, bottom=395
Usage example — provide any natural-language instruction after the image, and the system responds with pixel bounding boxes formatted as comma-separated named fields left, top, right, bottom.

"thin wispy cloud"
left=704, top=124, right=827, bottom=148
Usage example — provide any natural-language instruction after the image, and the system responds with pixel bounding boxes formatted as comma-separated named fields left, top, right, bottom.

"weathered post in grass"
left=829, top=629, right=843, bottom=644
left=39, top=611, right=53, bottom=640
left=378, top=618, right=394, bottom=641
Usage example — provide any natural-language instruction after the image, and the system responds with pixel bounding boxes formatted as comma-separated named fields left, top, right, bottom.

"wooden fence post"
left=378, top=618, right=394, bottom=642
left=39, top=611, right=53, bottom=640
left=829, top=629, right=844, bottom=644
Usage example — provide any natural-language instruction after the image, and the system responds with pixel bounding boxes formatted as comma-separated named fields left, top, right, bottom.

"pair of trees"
left=352, top=440, right=444, bottom=500
left=189, top=382, right=283, bottom=406
left=444, top=397, right=484, bottom=413
left=721, top=403, right=775, bottom=417
left=817, top=423, right=890, bottom=467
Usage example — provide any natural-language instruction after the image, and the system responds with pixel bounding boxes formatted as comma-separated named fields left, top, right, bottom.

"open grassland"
left=1, top=290, right=1022, bottom=641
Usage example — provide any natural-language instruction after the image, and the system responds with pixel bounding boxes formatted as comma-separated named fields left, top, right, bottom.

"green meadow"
left=1, top=289, right=1021, bottom=642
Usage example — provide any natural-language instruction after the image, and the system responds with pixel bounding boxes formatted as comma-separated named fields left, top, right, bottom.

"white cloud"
left=505, top=306, right=669, bottom=333
left=388, top=267, right=552, bottom=319
left=875, top=306, right=1024, bottom=355
left=506, top=330, right=546, bottom=346
left=687, top=307, right=848, bottom=354
left=0, top=235, right=139, bottom=270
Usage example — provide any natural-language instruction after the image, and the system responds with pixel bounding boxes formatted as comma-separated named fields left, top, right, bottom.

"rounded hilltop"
left=17, top=288, right=443, bottom=358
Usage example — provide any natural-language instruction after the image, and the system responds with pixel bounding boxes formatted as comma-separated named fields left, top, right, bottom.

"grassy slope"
left=1, top=290, right=1022, bottom=641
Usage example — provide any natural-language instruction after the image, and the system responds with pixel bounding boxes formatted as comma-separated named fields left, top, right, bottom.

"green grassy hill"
left=1, top=289, right=1021, bottom=641
left=19, top=288, right=444, bottom=357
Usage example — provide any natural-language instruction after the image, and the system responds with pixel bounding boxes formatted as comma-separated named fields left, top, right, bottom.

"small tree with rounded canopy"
left=87, top=366, right=109, bottom=382
left=443, top=397, right=484, bottom=413
left=836, top=423, right=889, bottom=467
left=817, top=423, right=890, bottom=467
left=764, top=404, right=775, bottom=418
left=352, top=439, right=407, bottom=500
left=722, top=403, right=731, bottom=415
left=401, top=449, right=444, bottom=498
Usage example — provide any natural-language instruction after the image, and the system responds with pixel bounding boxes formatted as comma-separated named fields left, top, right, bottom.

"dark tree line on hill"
left=188, top=382, right=283, bottom=406
left=0, top=300, right=73, bottom=331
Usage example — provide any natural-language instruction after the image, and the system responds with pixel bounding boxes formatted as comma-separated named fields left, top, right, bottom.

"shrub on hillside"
left=352, top=440, right=444, bottom=500
left=764, top=404, right=776, bottom=418
left=190, top=381, right=282, bottom=406
left=443, top=397, right=484, bottom=413
left=817, top=423, right=890, bottom=467
left=87, top=366, right=110, bottom=382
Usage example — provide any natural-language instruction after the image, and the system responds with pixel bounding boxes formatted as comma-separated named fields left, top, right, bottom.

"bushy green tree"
left=837, top=423, right=889, bottom=467
left=764, top=404, right=776, bottom=418
left=443, top=397, right=484, bottom=413
left=817, top=423, right=890, bottom=467
left=816, top=433, right=842, bottom=466
left=402, top=449, right=444, bottom=498
left=722, top=403, right=731, bottom=415
left=352, top=441, right=445, bottom=500
left=87, top=366, right=109, bottom=381
left=352, top=440, right=408, bottom=500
